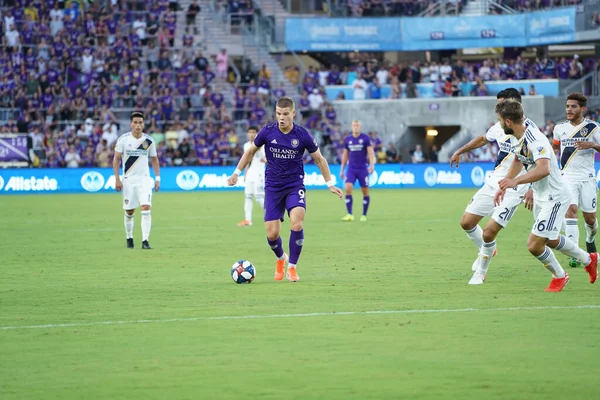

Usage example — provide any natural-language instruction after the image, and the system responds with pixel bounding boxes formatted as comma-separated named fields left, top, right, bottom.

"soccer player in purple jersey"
left=340, top=120, right=375, bottom=222
left=227, top=97, right=343, bottom=282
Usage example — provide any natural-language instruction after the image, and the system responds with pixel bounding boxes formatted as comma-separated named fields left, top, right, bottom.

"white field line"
left=1, top=305, right=599, bottom=331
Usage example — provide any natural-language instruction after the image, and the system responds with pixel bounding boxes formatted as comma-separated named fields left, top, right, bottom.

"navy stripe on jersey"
left=124, top=137, right=153, bottom=174
left=560, top=121, right=598, bottom=170
left=524, top=129, right=536, bottom=144
left=494, top=150, right=510, bottom=169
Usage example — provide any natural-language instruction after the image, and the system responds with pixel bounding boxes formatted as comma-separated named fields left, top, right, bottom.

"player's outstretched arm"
left=311, top=148, right=343, bottom=199
left=496, top=158, right=525, bottom=205
left=112, top=151, right=123, bottom=192
left=228, top=143, right=260, bottom=186
left=450, top=135, right=488, bottom=167
left=151, top=156, right=161, bottom=191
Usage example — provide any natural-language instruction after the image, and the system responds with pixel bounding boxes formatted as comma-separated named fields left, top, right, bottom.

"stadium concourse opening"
left=399, top=125, right=461, bottom=160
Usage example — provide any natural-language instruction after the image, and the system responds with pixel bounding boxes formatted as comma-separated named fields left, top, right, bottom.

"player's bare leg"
left=527, top=234, right=571, bottom=292
left=469, top=220, right=502, bottom=285
left=342, top=182, right=354, bottom=221
left=266, top=219, right=287, bottom=280
left=565, top=205, right=580, bottom=267
left=125, top=209, right=135, bottom=249
left=583, top=211, right=598, bottom=253
left=287, top=207, right=305, bottom=282
left=360, top=186, right=370, bottom=222
left=140, top=204, right=152, bottom=249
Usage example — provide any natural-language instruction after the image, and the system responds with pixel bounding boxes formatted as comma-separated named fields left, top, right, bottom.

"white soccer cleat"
left=468, top=273, right=486, bottom=285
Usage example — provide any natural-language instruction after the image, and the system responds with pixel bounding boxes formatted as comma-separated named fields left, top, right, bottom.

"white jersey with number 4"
left=114, top=132, right=157, bottom=182
left=244, top=141, right=265, bottom=183
left=485, top=120, right=535, bottom=186
left=553, top=119, right=600, bottom=181
left=514, top=123, right=568, bottom=202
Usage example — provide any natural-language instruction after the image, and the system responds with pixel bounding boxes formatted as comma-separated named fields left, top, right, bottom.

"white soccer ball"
left=231, top=260, right=256, bottom=284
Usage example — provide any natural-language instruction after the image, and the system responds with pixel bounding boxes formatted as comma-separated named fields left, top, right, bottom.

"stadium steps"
left=190, top=0, right=299, bottom=98
left=460, top=0, right=489, bottom=16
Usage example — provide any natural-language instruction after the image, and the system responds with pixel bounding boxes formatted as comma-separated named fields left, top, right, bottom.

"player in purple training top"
left=340, top=120, right=375, bottom=222
left=228, top=97, right=343, bottom=282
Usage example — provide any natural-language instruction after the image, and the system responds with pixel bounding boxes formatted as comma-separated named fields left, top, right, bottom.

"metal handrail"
left=561, top=71, right=599, bottom=96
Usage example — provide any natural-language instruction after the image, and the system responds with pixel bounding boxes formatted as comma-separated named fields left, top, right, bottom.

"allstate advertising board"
left=2, top=162, right=593, bottom=194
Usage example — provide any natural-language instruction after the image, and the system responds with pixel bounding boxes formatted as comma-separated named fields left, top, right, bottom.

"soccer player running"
left=237, top=126, right=266, bottom=226
left=450, top=88, right=533, bottom=284
left=340, top=120, right=375, bottom=222
left=552, top=93, right=600, bottom=267
left=495, top=100, right=598, bottom=292
left=227, top=97, right=343, bottom=282
left=113, top=112, right=161, bottom=250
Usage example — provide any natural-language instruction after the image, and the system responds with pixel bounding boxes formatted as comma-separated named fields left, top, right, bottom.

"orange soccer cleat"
left=545, top=273, right=570, bottom=292
left=286, top=266, right=300, bottom=282
left=584, top=252, right=598, bottom=284
left=237, top=220, right=252, bottom=226
left=274, top=253, right=288, bottom=281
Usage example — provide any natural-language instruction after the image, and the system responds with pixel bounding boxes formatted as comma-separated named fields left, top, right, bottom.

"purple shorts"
left=345, top=168, right=369, bottom=188
left=264, top=186, right=306, bottom=222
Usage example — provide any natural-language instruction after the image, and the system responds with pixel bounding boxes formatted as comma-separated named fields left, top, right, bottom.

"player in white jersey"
left=112, top=112, right=160, bottom=249
left=237, top=126, right=266, bottom=226
left=552, top=93, right=600, bottom=266
left=494, top=100, right=598, bottom=292
left=450, top=89, right=533, bottom=285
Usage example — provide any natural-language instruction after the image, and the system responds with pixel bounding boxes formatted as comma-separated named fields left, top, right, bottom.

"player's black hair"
left=496, top=88, right=522, bottom=104
left=567, top=92, right=587, bottom=107
left=248, top=126, right=259, bottom=132
left=130, top=111, right=145, bottom=121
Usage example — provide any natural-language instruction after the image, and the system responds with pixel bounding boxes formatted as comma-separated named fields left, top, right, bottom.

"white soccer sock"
left=124, top=213, right=134, bottom=239
left=536, top=246, right=566, bottom=278
left=244, top=195, right=253, bottom=222
left=464, top=225, right=484, bottom=249
left=585, top=220, right=598, bottom=243
left=555, top=234, right=591, bottom=265
left=476, top=240, right=496, bottom=275
left=256, top=194, right=264, bottom=209
left=565, top=218, right=579, bottom=246
left=141, top=210, right=151, bottom=241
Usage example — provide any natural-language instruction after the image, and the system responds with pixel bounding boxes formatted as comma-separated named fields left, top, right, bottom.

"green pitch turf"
left=1, top=189, right=599, bottom=399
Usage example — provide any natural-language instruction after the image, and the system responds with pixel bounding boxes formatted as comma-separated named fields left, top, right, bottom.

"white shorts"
left=465, top=182, right=528, bottom=227
left=245, top=179, right=265, bottom=198
left=566, top=179, right=598, bottom=213
left=532, top=197, right=570, bottom=240
left=122, top=177, right=153, bottom=210
left=257, top=87, right=269, bottom=95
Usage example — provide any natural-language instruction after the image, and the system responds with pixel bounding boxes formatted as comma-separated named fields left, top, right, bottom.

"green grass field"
left=1, top=188, right=599, bottom=400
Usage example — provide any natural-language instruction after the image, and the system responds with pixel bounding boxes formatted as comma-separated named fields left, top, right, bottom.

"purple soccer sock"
left=345, top=195, right=353, bottom=214
left=363, top=196, right=370, bottom=216
left=289, top=229, right=304, bottom=265
left=267, top=236, right=284, bottom=258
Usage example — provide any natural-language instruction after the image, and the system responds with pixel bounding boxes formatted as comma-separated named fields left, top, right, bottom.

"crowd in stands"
left=0, top=0, right=597, bottom=170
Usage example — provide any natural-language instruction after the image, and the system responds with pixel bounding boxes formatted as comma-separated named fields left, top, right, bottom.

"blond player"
left=552, top=93, right=600, bottom=267
left=112, top=112, right=160, bottom=249
left=237, top=126, right=266, bottom=226
left=451, top=89, right=532, bottom=284
left=495, top=100, right=597, bottom=292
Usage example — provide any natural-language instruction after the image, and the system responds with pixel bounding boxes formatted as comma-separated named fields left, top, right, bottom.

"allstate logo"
left=0, top=175, right=4, bottom=190
left=80, top=171, right=105, bottom=192
left=424, top=167, right=437, bottom=187
left=368, top=170, right=378, bottom=187
left=471, top=166, right=485, bottom=186
left=176, top=170, right=200, bottom=191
